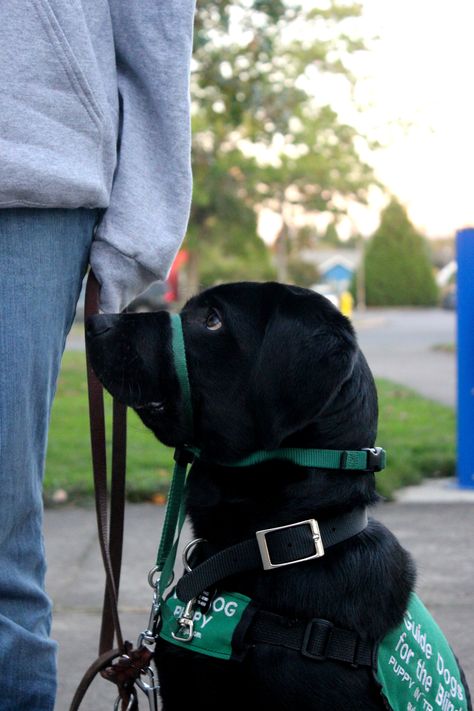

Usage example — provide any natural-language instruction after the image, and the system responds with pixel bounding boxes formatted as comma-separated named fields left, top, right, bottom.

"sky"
left=337, top=0, right=474, bottom=238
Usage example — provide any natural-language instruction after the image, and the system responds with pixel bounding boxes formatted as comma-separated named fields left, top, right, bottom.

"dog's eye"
left=205, top=308, right=222, bottom=331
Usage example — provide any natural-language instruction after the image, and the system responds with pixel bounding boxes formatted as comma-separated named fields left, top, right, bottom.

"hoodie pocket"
left=31, top=0, right=104, bottom=128
left=0, top=0, right=116, bottom=207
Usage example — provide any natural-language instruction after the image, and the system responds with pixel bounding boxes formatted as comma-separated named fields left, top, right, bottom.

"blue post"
left=456, top=227, right=474, bottom=489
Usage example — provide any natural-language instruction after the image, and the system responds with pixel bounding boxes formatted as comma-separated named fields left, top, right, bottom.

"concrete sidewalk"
left=45, top=493, right=474, bottom=710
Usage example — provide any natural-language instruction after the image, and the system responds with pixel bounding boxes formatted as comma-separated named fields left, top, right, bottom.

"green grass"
left=375, top=380, right=455, bottom=498
left=44, top=352, right=456, bottom=504
left=45, top=351, right=174, bottom=504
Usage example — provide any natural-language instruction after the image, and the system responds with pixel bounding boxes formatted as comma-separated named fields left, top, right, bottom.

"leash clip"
left=139, top=567, right=176, bottom=647
left=171, top=598, right=196, bottom=643
left=136, top=666, right=160, bottom=711
left=113, top=666, right=160, bottom=711
left=113, top=690, right=137, bottom=711
left=139, top=589, right=161, bottom=647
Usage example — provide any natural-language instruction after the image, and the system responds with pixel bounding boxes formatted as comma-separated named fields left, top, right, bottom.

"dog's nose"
left=86, top=314, right=120, bottom=338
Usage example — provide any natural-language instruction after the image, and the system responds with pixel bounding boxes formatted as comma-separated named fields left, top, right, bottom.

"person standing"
left=0, top=2, right=196, bottom=708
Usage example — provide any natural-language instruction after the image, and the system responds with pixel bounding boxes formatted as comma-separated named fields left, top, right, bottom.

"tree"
left=357, top=199, right=439, bottom=306
left=321, top=222, right=340, bottom=247
left=285, top=226, right=320, bottom=287
left=185, top=143, right=275, bottom=293
left=185, top=0, right=378, bottom=291
left=188, top=154, right=275, bottom=288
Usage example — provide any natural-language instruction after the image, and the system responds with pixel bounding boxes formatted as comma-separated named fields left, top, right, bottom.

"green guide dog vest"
left=376, top=594, right=468, bottom=711
left=159, top=590, right=468, bottom=711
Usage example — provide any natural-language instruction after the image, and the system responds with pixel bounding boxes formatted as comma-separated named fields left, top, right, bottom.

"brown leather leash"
left=70, top=271, right=153, bottom=711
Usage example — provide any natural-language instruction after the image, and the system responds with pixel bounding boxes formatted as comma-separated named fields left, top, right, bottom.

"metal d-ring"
left=182, top=537, right=207, bottom=573
left=147, top=565, right=175, bottom=590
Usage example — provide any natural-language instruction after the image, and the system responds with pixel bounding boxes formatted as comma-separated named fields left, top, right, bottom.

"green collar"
left=186, top=445, right=385, bottom=473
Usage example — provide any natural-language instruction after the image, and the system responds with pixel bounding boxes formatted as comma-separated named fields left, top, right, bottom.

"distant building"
left=301, top=248, right=360, bottom=293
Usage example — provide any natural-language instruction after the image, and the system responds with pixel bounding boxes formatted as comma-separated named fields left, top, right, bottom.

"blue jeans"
left=0, top=208, right=97, bottom=710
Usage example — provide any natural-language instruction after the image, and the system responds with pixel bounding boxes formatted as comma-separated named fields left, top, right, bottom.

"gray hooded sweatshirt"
left=0, top=0, right=196, bottom=311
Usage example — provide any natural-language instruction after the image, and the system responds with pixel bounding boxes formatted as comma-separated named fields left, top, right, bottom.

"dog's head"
left=86, top=282, right=378, bottom=464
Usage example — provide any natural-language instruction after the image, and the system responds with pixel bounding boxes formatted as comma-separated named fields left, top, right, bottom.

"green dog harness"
left=159, top=589, right=468, bottom=711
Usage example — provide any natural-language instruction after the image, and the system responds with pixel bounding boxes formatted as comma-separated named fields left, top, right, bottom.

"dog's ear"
left=250, top=287, right=358, bottom=450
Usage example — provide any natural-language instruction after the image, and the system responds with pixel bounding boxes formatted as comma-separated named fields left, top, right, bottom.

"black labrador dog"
left=86, top=281, right=469, bottom=711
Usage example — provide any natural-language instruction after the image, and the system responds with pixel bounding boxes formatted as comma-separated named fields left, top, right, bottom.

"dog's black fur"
left=86, top=282, right=469, bottom=711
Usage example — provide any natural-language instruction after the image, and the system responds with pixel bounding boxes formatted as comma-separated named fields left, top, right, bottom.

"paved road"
left=354, top=308, right=456, bottom=407
left=46, top=500, right=473, bottom=710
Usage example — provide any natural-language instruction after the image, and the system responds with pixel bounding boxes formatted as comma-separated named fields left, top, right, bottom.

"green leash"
left=156, top=316, right=194, bottom=559
left=154, top=315, right=194, bottom=602
left=151, top=313, right=387, bottom=607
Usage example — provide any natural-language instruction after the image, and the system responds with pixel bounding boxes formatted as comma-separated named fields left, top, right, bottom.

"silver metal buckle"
left=256, top=518, right=325, bottom=571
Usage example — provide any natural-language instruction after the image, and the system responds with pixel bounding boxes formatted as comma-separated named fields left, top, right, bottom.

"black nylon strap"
left=176, top=508, right=368, bottom=603
left=248, top=610, right=374, bottom=667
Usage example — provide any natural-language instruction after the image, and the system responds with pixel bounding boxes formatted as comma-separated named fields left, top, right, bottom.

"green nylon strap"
left=186, top=446, right=386, bottom=472
left=155, top=457, right=189, bottom=602
left=170, top=314, right=193, bottom=437
left=155, top=459, right=188, bottom=572
left=157, top=490, right=187, bottom=602
left=154, top=314, right=194, bottom=603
